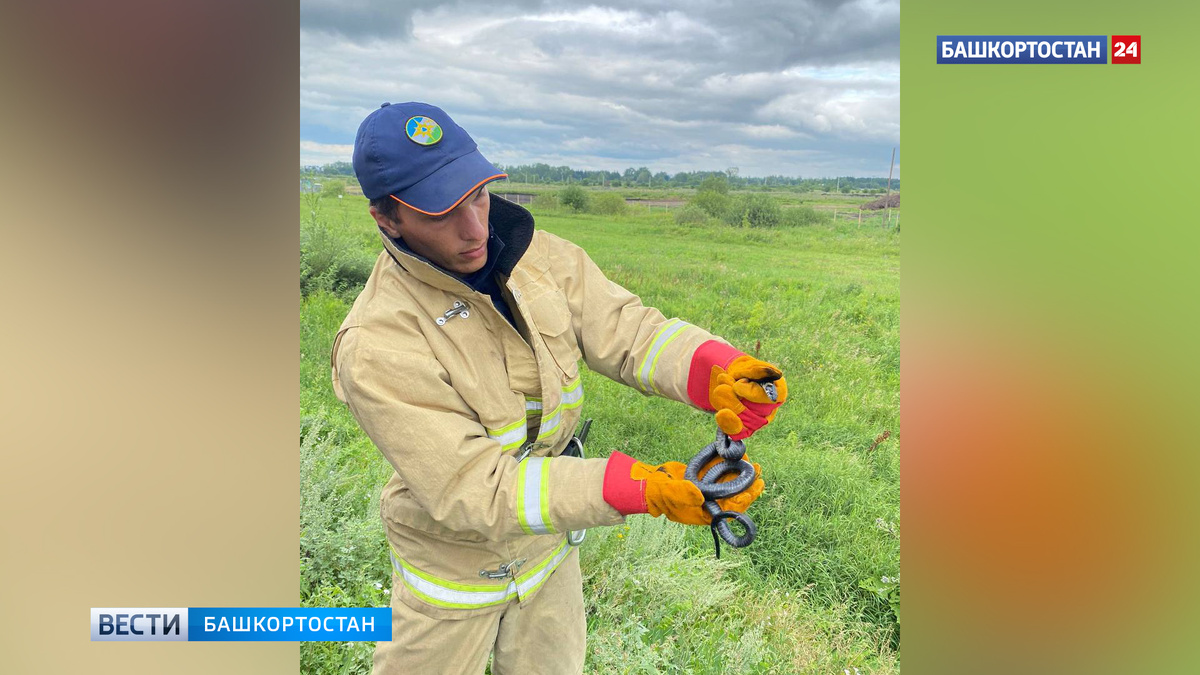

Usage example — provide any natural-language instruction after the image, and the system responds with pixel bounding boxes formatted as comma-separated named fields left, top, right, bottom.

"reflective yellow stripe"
left=535, top=378, right=584, bottom=441
left=560, top=378, right=584, bottom=409
left=486, top=418, right=527, bottom=451
left=525, top=397, right=542, bottom=431
left=636, top=320, right=690, bottom=394
left=537, top=405, right=562, bottom=440
left=645, top=324, right=689, bottom=396
left=515, top=540, right=570, bottom=597
left=390, top=546, right=512, bottom=609
left=390, top=540, right=572, bottom=608
left=517, top=456, right=556, bottom=535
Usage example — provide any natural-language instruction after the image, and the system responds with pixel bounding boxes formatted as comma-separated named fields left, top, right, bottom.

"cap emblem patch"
left=405, top=116, right=443, bottom=146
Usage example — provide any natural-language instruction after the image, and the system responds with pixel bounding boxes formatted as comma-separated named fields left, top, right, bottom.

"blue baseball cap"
left=352, top=101, right=507, bottom=216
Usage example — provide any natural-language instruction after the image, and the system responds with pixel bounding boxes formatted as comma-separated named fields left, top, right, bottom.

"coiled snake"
left=685, top=430, right=758, bottom=558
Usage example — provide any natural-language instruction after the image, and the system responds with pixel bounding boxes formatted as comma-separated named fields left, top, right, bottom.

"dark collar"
left=486, top=194, right=535, bottom=276
left=386, top=194, right=535, bottom=285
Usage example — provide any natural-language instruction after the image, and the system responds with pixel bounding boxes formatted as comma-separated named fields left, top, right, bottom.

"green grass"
left=299, top=194, right=900, bottom=673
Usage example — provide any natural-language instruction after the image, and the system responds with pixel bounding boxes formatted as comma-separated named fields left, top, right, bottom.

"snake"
left=685, top=430, right=758, bottom=558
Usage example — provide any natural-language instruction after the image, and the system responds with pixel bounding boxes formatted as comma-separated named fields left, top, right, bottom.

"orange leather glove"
left=687, top=341, right=788, bottom=440
left=602, top=452, right=765, bottom=525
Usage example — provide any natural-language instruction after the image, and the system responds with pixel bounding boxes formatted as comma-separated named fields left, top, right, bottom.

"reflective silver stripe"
left=535, top=380, right=583, bottom=441
left=391, top=553, right=514, bottom=609
left=517, top=457, right=555, bottom=535
left=537, top=406, right=562, bottom=440
left=560, top=378, right=584, bottom=409
left=636, top=319, right=689, bottom=394
left=391, top=540, right=572, bottom=608
left=525, top=399, right=543, bottom=435
left=525, top=399, right=542, bottom=436
left=516, top=540, right=571, bottom=596
left=486, top=419, right=527, bottom=452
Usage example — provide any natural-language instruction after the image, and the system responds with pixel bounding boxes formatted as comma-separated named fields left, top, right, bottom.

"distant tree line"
left=304, top=161, right=355, bottom=177
left=300, top=161, right=898, bottom=193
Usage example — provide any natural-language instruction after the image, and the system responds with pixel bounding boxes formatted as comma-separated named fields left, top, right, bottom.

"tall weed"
left=300, top=196, right=376, bottom=299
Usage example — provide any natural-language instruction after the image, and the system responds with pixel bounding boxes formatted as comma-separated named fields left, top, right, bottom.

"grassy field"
left=300, top=193, right=900, bottom=673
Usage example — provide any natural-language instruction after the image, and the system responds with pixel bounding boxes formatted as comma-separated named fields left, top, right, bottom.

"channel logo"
left=937, top=35, right=1109, bottom=64
left=91, top=608, right=188, bottom=642
left=91, top=607, right=391, bottom=642
left=1112, top=35, right=1141, bottom=64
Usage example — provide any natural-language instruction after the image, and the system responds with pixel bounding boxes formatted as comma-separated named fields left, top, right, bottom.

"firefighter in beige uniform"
left=332, top=102, right=789, bottom=674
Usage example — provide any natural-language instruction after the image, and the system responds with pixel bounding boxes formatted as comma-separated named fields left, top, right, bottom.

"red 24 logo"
left=1112, top=35, right=1141, bottom=64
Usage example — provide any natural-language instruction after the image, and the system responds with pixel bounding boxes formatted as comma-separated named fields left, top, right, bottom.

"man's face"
left=373, top=186, right=491, bottom=275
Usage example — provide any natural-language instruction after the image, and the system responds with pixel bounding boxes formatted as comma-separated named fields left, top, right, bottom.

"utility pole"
left=886, top=147, right=895, bottom=198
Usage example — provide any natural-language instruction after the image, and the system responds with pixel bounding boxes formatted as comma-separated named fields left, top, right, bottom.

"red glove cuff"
left=686, top=340, right=744, bottom=410
left=601, top=451, right=647, bottom=515
left=728, top=405, right=770, bottom=441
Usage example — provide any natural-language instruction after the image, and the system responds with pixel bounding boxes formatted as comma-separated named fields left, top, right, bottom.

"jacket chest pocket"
left=525, top=289, right=580, bottom=379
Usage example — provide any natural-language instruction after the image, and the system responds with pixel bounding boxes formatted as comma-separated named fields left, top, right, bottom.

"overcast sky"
left=300, top=0, right=898, bottom=178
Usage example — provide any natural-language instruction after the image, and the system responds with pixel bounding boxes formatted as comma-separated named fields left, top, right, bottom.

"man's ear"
left=370, top=206, right=402, bottom=239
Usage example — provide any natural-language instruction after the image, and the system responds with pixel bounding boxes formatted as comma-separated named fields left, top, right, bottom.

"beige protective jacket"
left=331, top=197, right=721, bottom=618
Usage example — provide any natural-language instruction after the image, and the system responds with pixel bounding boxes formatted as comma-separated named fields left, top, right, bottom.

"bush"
left=721, top=196, right=747, bottom=227
left=321, top=179, right=346, bottom=198
left=744, top=194, right=782, bottom=228
left=589, top=192, right=627, bottom=216
left=674, top=203, right=710, bottom=226
left=698, top=175, right=730, bottom=195
left=693, top=189, right=731, bottom=219
left=559, top=185, right=589, bottom=212
left=781, top=205, right=830, bottom=227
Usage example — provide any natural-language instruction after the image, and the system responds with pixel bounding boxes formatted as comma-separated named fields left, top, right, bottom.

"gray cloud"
left=301, top=0, right=899, bottom=177
left=300, top=0, right=416, bottom=40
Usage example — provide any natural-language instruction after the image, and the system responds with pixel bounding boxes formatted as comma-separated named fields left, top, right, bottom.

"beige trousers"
left=372, top=548, right=585, bottom=675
